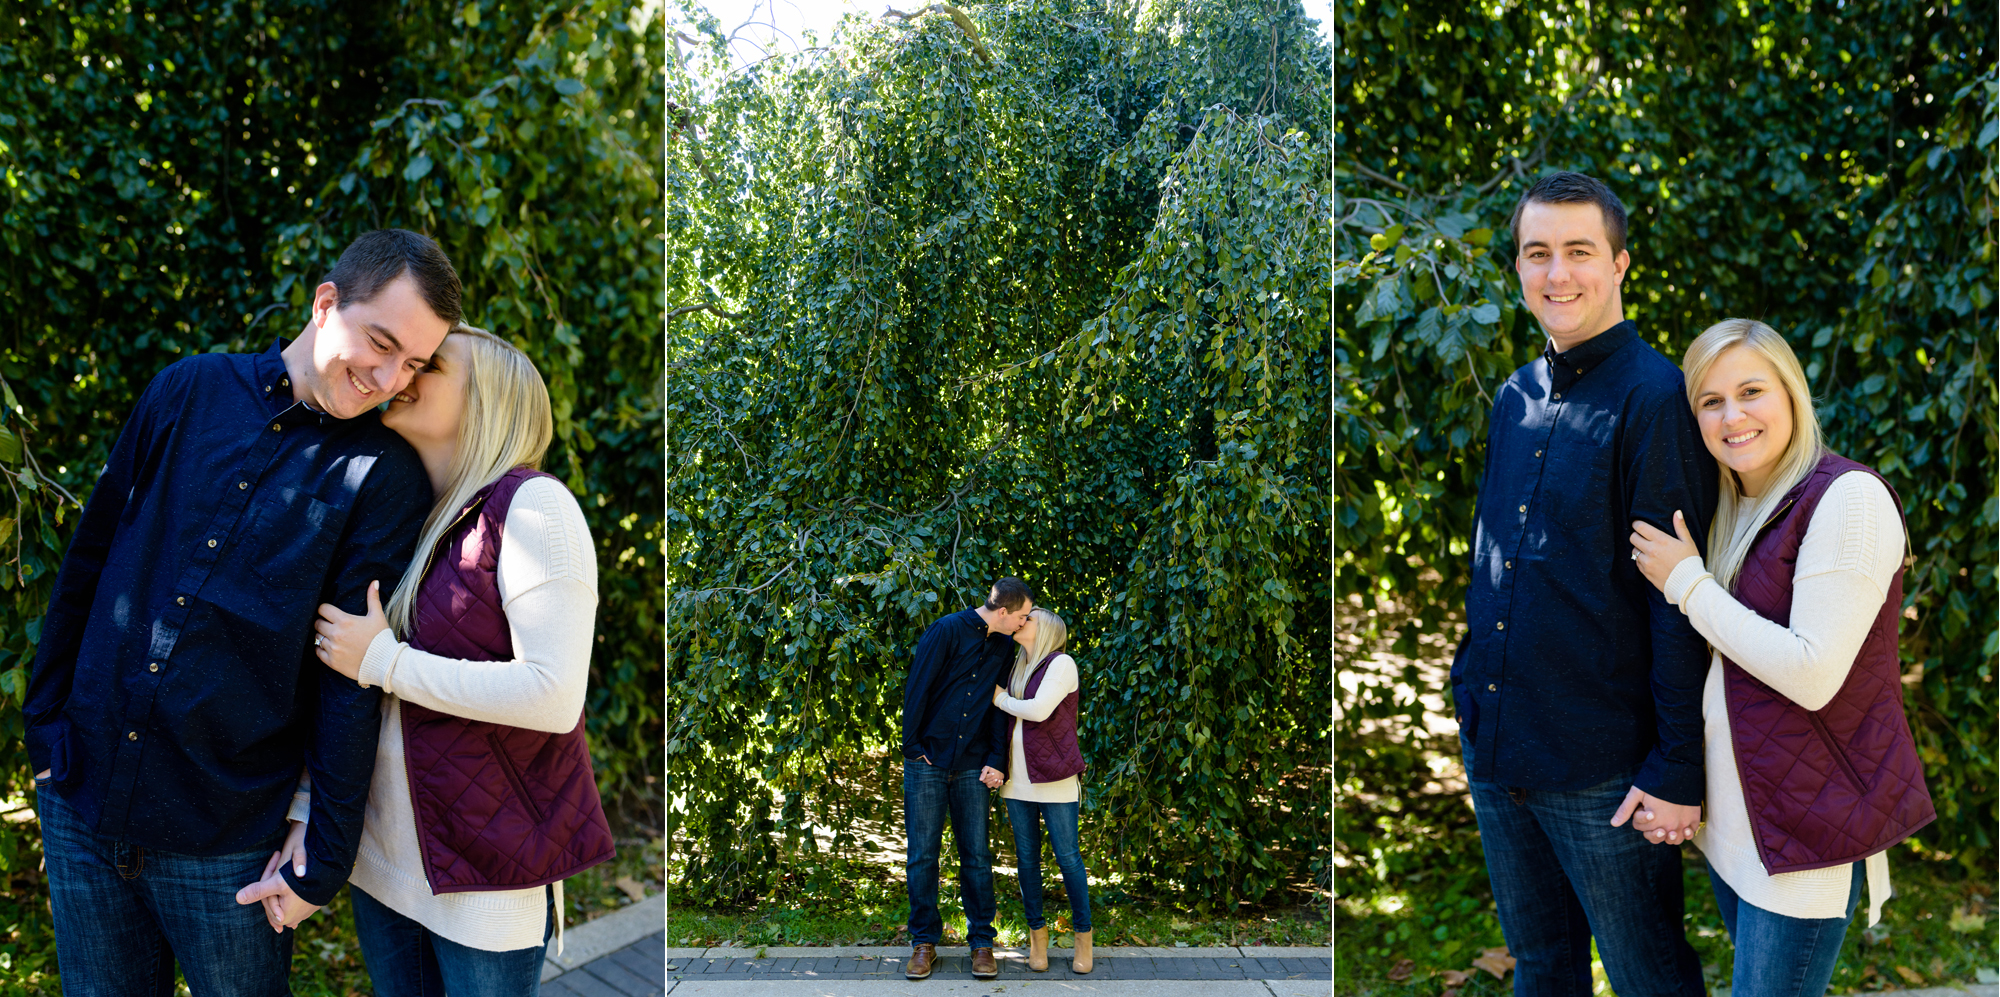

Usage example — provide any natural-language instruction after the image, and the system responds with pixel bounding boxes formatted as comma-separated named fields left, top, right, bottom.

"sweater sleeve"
left=1673, top=471, right=1904, bottom=711
left=993, top=655, right=1078, bottom=722
left=357, top=478, right=598, bottom=733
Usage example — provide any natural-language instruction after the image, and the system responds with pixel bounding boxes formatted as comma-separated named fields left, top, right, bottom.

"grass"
left=0, top=809, right=662, bottom=995
left=667, top=851, right=1330, bottom=952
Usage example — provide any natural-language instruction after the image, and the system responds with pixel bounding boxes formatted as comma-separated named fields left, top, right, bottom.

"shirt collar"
left=1542, top=320, right=1637, bottom=390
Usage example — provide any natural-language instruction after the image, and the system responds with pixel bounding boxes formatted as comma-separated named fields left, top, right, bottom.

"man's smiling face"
left=303, top=273, right=453, bottom=419
left=1514, top=199, right=1630, bottom=349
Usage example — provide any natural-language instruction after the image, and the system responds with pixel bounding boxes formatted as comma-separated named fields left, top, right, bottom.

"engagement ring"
left=314, top=635, right=323, bottom=647
left=1630, top=549, right=1639, bottom=560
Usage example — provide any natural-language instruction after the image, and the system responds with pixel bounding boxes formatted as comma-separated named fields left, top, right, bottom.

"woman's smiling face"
left=1694, top=345, right=1794, bottom=497
left=381, top=332, right=470, bottom=447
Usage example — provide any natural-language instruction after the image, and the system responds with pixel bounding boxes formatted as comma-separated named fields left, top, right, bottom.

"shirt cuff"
left=357, top=627, right=403, bottom=692
left=1663, top=556, right=1713, bottom=608
left=286, top=793, right=312, bottom=825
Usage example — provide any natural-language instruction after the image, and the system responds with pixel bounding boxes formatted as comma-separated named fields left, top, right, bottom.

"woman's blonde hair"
left=1010, top=608, right=1070, bottom=694
left=383, top=325, right=555, bottom=635
left=1681, top=318, right=1824, bottom=591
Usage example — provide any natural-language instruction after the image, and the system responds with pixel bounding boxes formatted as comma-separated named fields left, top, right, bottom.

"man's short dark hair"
left=1509, top=171, right=1628, bottom=257
left=985, top=577, right=1034, bottom=612
left=321, top=229, right=463, bottom=326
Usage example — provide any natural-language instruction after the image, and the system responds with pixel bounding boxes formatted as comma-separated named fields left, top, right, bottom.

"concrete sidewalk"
left=667, top=945, right=1331, bottom=996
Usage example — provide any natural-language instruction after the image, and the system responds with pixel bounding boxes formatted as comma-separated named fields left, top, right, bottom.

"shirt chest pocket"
left=1540, top=451, right=1615, bottom=530
left=242, top=493, right=344, bottom=592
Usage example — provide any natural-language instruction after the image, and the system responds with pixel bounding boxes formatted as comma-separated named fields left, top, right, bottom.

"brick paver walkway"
left=668, top=951, right=1331, bottom=982
left=545, top=931, right=667, bottom=996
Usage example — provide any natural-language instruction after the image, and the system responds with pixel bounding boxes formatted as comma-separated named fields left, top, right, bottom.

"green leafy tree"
left=1335, top=0, right=1998, bottom=904
left=669, top=0, right=1331, bottom=908
left=0, top=1, right=664, bottom=951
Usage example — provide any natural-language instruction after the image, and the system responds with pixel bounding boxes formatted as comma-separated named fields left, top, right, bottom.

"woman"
left=989, top=607, right=1093, bottom=975
left=302, top=325, right=615, bottom=995
left=1629, top=319, right=1933, bottom=997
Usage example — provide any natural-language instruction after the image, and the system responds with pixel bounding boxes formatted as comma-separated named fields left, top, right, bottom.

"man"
left=901, top=577, right=1034, bottom=981
left=1450, top=171, right=1718, bottom=997
left=24, top=229, right=459, bottom=994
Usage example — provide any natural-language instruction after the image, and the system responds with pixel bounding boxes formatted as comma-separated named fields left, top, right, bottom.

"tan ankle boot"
left=1029, top=927, right=1049, bottom=972
left=1071, top=930, right=1093, bottom=974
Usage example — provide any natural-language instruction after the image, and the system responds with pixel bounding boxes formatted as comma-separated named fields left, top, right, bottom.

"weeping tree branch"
left=883, top=4, right=995, bottom=65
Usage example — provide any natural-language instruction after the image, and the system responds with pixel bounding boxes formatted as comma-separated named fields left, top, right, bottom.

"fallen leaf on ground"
left=1930, top=957, right=1946, bottom=979
left=1387, top=959, right=1415, bottom=982
left=1861, top=964, right=1880, bottom=980
left=1440, top=970, right=1471, bottom=985
left=1950, top=907, right=1988, bottom=933
left=1895, top=966, right=1925, bottom=985
left=1440, top=989, right=1458, bottom=997
left=613, top=876, right=647, bottom=902
left=1471, top=947, right=1516, bottom=980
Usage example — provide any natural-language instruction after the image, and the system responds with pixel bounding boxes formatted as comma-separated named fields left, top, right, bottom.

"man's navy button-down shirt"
left=24, top=338, right=430, bottom=905
left=1451, top=321, right=1719, bottom=806
left=902, top=607, right=1015, bottom=773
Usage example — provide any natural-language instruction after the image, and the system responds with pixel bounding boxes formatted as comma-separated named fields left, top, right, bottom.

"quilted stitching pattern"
left=1723, top=454, right=1936, bottom=874
left=402, top=468, right=616, bottom=893
left=1017, top=653, right=1085, bottom=784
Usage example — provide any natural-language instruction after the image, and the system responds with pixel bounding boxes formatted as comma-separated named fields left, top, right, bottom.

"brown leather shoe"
left=971, top=947, right=998, bottom=979
left=906, top=943, right=936, bottom=980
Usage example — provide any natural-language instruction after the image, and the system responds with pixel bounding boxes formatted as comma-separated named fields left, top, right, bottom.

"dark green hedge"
left=1335, top=0, right=1996, bottom=879
left=0, top=0, right=664, bottom=878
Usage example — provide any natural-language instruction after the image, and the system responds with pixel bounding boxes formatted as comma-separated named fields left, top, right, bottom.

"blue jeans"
left=903, top=758, right=997, bottom=948
left=1467, top=764, right=1705, bottom=997
left=351, top=885, right=552, bottom=996
left=36, top=776, right=293, bottom=997
left=1708, top=860, right=1863, bottom=997
left=1004, top=799, right=1091, bottom=932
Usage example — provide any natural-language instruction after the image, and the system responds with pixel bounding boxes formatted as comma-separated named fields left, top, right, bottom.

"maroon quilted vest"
left=1723, top=451, right=1934, bottom=874
left=1015, top=652, right=1085, bottom=784
left=401, top=466, right=616, bottom=893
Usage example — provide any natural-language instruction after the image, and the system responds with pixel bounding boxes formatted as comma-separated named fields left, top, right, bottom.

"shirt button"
left=1576, top=368, right=1583, bottom=375
left=270, top=423, right=282, bottom=432
left=238, top=481, right=249, bottom=490
left=206, top=539, right=217, bottom=548
left=1505, top=560, right=1513, bottom=569
left=149, top=662, right=161, bottom=673
left=176, top=596, right=186, bottom=606
left=127, top=731, right=138, bottom=741
left=1496, top=621, right=1506, bottom=630
left=1488, top=683, right=1498, bottom=692
left=1535, top=450, right=1543, bottom=457
left=1553, top=392, right=1563, bottom=400
left=1518, top=504, right=1527, bottom=513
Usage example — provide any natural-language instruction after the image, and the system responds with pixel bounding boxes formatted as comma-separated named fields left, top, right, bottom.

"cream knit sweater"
left=994, top=652, right=1080, bottom=803
left=1664, top=470, right=1904, bottom=926
left=293, top=475, right=598, bottom=952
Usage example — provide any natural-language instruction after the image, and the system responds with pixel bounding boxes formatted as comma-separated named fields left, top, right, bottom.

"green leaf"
left=1469, top=302, right=1500, bottom=325
left=554, top=78, right=586, bottom=96
left=0, top=428, right=19, bottom=464
left=402, top=153, right=434, bottom=182
left=1464, top=227, right=1493, bottom=247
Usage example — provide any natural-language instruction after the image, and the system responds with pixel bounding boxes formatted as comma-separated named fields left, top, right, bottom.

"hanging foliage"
left=668, top=0, right=1332, bottom=907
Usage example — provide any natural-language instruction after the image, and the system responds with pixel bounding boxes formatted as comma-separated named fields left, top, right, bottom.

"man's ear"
left=309, top=282, right=340, bottom=328
left=1613, top=249, right=1631, bottom=283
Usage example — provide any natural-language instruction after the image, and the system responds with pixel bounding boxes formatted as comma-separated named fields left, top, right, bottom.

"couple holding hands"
left=26, top=229, right=614, bottom=995
left=899, top=578, right=1094, bottom=980
left=1453, top=171, right=1935, bottom=997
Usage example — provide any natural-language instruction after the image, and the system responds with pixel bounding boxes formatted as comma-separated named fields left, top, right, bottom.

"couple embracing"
left=1454, top=171, right=1935, bottom=997
left=900, top=578, right=1094, bottom=980
left=26, top=229, right=614, bottom=995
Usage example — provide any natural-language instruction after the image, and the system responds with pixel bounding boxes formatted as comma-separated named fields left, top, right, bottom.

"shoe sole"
left=906, top=962, right=933, bottom=980
left=972, top=970, right=999, bottom=980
